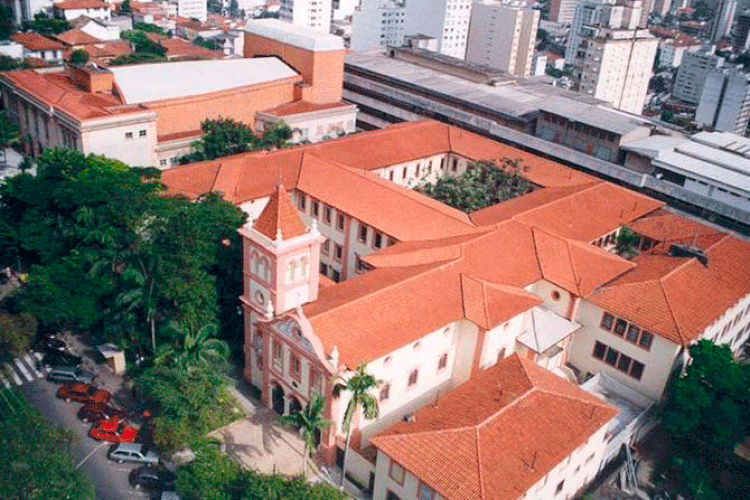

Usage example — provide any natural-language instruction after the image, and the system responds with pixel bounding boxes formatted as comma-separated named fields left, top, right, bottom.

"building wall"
left=350, top=0, right=405, bottom=52
left=465, top=4, right=539, bottom=77
left=402, top=0, right=472, bottom=59
left=673, top=49, right=725, bottom=105
left=81, top=118, right=158, bottom=167
left=255, top=106, right=357, bottom=143
left=243, top=33, right=345, bottom=104
left=568, top=300, right=683, bottom=401
left=279, top=0, right=332, bottom=32
left=478, top=311, right=527, bottom=369
left=56, top=6, right=111, bottom=21
left=178, top=0, right=208, bottom=21
left=144, top=78, right=300, bottom=136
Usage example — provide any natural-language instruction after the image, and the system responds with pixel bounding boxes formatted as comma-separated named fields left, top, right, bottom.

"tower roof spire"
left=252, top=184, right=308, bottom=240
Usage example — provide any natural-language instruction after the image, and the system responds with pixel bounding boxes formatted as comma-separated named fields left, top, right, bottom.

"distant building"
left=549, top=0, right=578, bottom=24
left=350, top=0, right=405, bottom=52
left=695, top=68, right=750, bottom=134
left=623, top=131, right=750, bottom=211
left=11, top=32, right=66, bottom=64
left=52, top=0, right=111, bottom=22
left=578, top=28, right=658, bottom=115
left=464, top=2, right=539, bottom=77
left=402, top=0, right=472, bottom=58
left=672, top=46, right=724, bottom=105
left=734, top=9, right=750, bottom=51
left=656, top=35, right=701, bottom=69
left=709, top=0, right=737, bottom=43
left=566, top=0, right=642, bottom=68
left=279, top=0, right=332, bottom=33
left=0, top=20, right=357, bottom=167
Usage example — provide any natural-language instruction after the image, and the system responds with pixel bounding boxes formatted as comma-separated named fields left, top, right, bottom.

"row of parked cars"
left=34, top=334, right=178, bottom=495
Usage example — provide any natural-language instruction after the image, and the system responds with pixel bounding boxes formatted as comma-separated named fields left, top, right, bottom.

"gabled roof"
left=589, top=235, right=750, bottom=345
left=55, top=28, right=102, bottom=46
left=54, top=0, right=108, bottom=9
left=12, top=32, right=66, bottom=51
left=460, top=275, right=542, bottom=331
left=372, top=355, right=617, bottom=500
left=627, top=208, right=723, bottom=244
left=251, top=184, right=308, bottom=240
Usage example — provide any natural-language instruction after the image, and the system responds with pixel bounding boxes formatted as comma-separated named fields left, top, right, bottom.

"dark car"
left=77, top=403, right=126, bottom=423
left=46, top=366, right=95, bottom=384
left=30, top=335, right=67, bottom=354
left=40, top=349, right=82, bottom=368
left=128, top=465, right=176, bottom=491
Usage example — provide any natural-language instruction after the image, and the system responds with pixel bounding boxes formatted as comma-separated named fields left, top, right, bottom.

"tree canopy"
left=416, top=159, right=534, bottom=213
left=21, top=13, right=70, bottom=37
left=187, top=118, right=293, bottom=162
left=120, top=29, right=167, bottom=57
left=0, top=390, right=95, bottom=500
left=176, top=447, right=350, bottom=500
left=69, top=48, right=89, bottom=65
left=662, top=340, right=750, bottom=451
left=0, top=149, right=246, bottom=356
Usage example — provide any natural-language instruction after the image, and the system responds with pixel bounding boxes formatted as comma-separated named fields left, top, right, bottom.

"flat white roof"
left=244, top=19, right=344, bottom=51
left=516, top=307, right=580, bottom=354
left=110, top=58, right=299, bottom=104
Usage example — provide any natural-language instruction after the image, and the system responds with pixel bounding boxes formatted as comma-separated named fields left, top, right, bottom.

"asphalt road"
left=21, top=377, right=153, bottom=500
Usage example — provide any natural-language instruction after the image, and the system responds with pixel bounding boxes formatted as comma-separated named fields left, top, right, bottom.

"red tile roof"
left=55, top=28, right=102, bottom=46
left=627, top=208, right=722, bottom=244
left=251, top=184, right=308, bottom=240
left=372, top=355, right=617, bottom=500
left=54, top=0, right=108, bottom=9
left=589, top=234, right=750, bottom=345
left=264, top=100, right=352, bottom=117
left=12, top=32, right=66, bottom=51
left=80, top=40, right=132, bottom=60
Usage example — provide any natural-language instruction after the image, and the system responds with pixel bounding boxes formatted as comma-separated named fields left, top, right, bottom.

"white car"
left=107, top=443, right=160, bottom=465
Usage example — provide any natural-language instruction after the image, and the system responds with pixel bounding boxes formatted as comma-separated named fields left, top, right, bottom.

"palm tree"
left=154, top=320, right=229, bottom=370
left=116, top=258, right=159, bottom=354
left=279, top=393, right=331, bottom=475
left=332, top=364, right=382, bottom=487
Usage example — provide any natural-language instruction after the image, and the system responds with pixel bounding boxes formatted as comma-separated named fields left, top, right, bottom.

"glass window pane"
left=605, top=347, right=619, bottom=366
left=626, top=325, right=640, bottom=343
left=593, top=341, right=606, bottom=360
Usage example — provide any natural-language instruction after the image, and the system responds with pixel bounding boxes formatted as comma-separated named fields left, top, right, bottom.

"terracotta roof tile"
left=589, top=235, right=750, bottom=344
left=55, top=28, right=102, bottom=46
left=54, top=0, right=108, bottom=9
left=372, top=355, right=617, bottom=500
left=251, top=184, right=308, bottom=240
left=264, top=100, right=352, bottom=116
left=461, top=275, right=542, bottom=330
left=12, top=32, right=67, bottom=51
left=627, top=209, right=722, bottom=243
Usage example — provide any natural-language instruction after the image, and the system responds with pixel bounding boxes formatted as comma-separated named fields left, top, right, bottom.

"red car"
left=89, top=417, right=139, bottom=443
left=57, top=383, right=110, bottom=405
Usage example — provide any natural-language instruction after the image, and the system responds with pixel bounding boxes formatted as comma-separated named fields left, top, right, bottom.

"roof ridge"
left=512, top=181, right=603, bottom=222
left=533, top=386, right=614, bottom=410
left=475, top=426, right=486, bottom=500
left=481, top=278, right=490, bottom=328
left=311, top=259, right=461, bottom=323
left=657, top=273, right=687, bottom=345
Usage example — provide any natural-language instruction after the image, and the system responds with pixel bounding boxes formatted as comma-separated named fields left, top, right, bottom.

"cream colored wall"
left=568, top=300, right=682, bottom=401
left=82, top=119, right=158, bottom=167
left=527, top=280, right=573, bottom=318
left=257, top=108, right=357, bottom=144
left=696, top=291, right=750, bottom=354
left=479, top=312, right=526, bottom=369
left=374, top=153, right=454, bottom=188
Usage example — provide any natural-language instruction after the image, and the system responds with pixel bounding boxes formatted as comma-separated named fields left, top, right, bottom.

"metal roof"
left=538, top=98, right=649, bottom=135
left=345, top=52, right=605, bottom=122
left=111, top=58, right=298, bottom=104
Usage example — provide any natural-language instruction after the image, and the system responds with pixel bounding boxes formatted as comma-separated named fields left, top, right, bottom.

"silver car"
left=46, top=366, right=94, bottom=384
left=108, top=443, right=160, bottom=465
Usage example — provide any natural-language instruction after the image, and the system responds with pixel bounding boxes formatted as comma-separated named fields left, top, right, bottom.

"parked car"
left=160, top=492, right=181, bottom=500
left=46, top=366, right=94, bottom=384
left=77, top=403, right=126, bottom=423
left=40, top=349, right=82, bottom=368
left=108, top=443, right=160, bottom=465
left=57, top=382, right=110, bottom=404
left=128, top=465, right=176, bottom=491
left=89, top=417, right=138, bottom=443
left=30, top=335, right=67, bottom=354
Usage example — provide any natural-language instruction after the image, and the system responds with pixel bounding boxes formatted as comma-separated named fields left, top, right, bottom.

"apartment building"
left=279, top=0, right=332, bottom=33
left=0, top=20, right=357, bottom=168
left=672, top=46, right=725, bottom=105
left=176, top=0, right=208, bottom=22
left=695, top=67, right=750, bottom=135
left=710, top=0, right=737, bottom=43
left=464, top=2, right=539, bottom=77
left=549, top=0, right=578, bottom=23
left=350, top=0, right=405, bottom=52
left=161, top=119, right=750, bottom=499
left=402, top=0, right=473, bottom=58
left=578, top=28, right=658, bottom=115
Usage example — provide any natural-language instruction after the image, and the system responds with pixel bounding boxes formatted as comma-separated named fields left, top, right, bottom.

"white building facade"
left=350, top=0, right=405, bottom=52
left=279, top=0, right=333, bottom=33
left=402, top=0, right=473, bottom=58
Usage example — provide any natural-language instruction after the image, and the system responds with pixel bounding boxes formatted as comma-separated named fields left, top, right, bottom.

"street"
left=21, top=374, right=152, bottom=500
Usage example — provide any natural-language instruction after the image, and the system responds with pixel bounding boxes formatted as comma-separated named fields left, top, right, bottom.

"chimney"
left=67, top=63, right=114, bottom=94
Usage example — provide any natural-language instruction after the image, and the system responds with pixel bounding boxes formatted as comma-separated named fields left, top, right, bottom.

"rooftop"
left=372, top=354, right=617, bottom=500
left=109, top=58, right=299, bottom=104
left=12, top=32, right=66, bottom=51
left=244, top=19, right=344, bottom=51
left=345, top=52, right=605, bottom=125
left=263, top=100, right=353, bottom=117
left=538, top=98, right=649, bottom=135
left=55, top=28, right=102, bottom=46
left=54, top=0, right=108, bottom=9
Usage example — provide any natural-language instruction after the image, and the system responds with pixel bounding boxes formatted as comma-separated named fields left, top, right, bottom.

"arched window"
left=300, top=257, right=309, bottom=279
left=259, top=257, right=271, bottom=282
left=287, top=260, right=298, bottom=284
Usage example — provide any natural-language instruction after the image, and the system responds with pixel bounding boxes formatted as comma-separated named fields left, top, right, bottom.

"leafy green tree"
left=0, top=311, right=36, bottom=360
left=259, top=120, right=293, bottom=149
left=69, top=48, right=89, bottom=65
left=0, top=5, right=13, bottom=41
left=0, top=390, right=95, bottom=500
left=137, top=365, right=240, bottom=451
left=417, top=159, right=533, bottom=213
left=662, top=340, right=750, bottom=451
left=0, top=55, right=27, bottom=71
left=117, top=257, right=161, bottom=353
left=615, top=225, right=640, bottom=254
left=191, top=117, right=259, bottom=161
left=333, top=364, right=381, bottom=486
left=194, top=36, right=218, bottom=50
left=21, top=13, right=70, bottom=37
left=0, top=110, right=19, bottom=153
left=134, top=22, right=166, bottom=35
left=121, top=29, right=167, bottom=57
left=120, top=0, right=131, bottom=13
left=279, top=393, right=331, bottom=474
left=155, top=320, right=230, bottom=369
left=228, top=0, right=240, bottom=17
